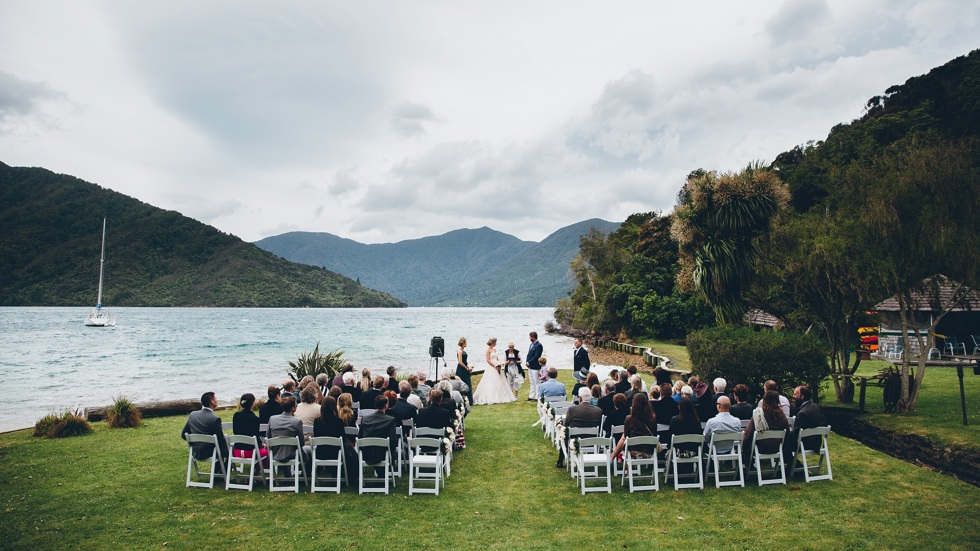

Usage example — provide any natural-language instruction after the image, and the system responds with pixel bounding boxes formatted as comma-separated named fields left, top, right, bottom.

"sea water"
left=0, top=307, right=572, bottom=431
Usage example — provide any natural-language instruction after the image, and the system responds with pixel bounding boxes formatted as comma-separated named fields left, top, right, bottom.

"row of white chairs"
left=560, top=425, right=833, bottom=494
left=187, top=422, right=453, bottom=495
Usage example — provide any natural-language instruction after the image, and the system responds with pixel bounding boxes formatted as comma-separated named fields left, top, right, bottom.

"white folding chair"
left=609, top=425, right=625, bottom=476
left=705, top=431, right=744, bottom=488
left=740, top=419, right=750, bottom=430
left=392, top=426, right=405, bottom=477
left=356, top=437, right=395, bottom=494
left=790, top=426, right=833, bottom=482
left=566, top=426, right=600, bottom=478
left=310, top=436, right=347, bottom=493
left=225, top=435, right=265, bottom=491
left=221, top=421, right=233, bottom=435
left=267, top=436, right=308, bottom=492
left=621, top=436, right=660, bottom=492
left=664, top=434, right=704, bottom=490
left=749, top=429, right=787, bottom=485
left=544, top=395, right=564, bottom=403
left=408, top=437, right=443, bottom=495
left=185, top=433, right=226, bottom=489
left=787, top=416, right=796, bottom=430
left=576, top=436, right=612, bottom=494
left=414, top=427, right=451, bottom=477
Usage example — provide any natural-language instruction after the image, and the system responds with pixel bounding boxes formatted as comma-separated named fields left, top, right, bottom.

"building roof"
left=875, top=275, right=980, bottom=312
left=745, top=308, right=781, bottom=327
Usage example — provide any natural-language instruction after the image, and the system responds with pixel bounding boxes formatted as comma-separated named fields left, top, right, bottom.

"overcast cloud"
left=1, top=1, right=977, bottom=243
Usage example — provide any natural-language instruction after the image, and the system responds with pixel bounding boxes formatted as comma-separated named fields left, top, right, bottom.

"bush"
left=34, top=409, right=93, bottom=438
left=687, top=325, right=829, bottom=401
left=288, top=341, right=345, bottom=383
left=106, top=396, right=143, bottom=429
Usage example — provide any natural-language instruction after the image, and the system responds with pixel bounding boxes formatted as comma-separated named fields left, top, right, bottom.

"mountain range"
left=0, top=162, right=405, bottom=308
left=255, top=218, right=621, bottom=306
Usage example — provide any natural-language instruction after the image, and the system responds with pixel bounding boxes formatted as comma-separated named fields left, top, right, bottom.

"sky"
left=1, top=1, right=977, bottom=244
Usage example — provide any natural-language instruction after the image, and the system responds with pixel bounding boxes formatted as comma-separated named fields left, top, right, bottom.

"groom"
left=525, top=331, right=543, bottom=401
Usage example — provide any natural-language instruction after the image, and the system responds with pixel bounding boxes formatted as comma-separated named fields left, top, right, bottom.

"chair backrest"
left=344, top=426, right=359, bottom=437
left=267, top=436, right=301, bottom=453
left=227, top=434, right=259, bottom=450
left=656, top=423, right=670, bottom=433
left=303, top=425, right=313, bottom=434
left=797, top=425, right=831, bottom=444
left=408, top=437, right=442, bottom=454
left=787, top=416, right=796, bottom=430
left=356, top=437, right=390, bottom=451
left=569, top=426, right=599, bottom=438
left=578, top=436, right=611, bottom=450
left=221, top=421, right=233, bottom=432
left=610, top=425, right=625, bottom=441
left=310, top=436, right=344, bottom=457
left=415, top=427, right=444, bottom=438
left=259, top=423, right=269, bottom=434
left=552, top=401, right=573, bottom=409
left=670, top=433, right=703, bottom=447
left=740, top=419, right=750, bottom=430
left=754, top=429, right=786, bottom=449
left=624, top=435, right=659, bottom=449
left=544, top=395, right=564, bottom=403
left=708, top=431, right=742, bottom=449
left=186, top=433, right=218, bottom=447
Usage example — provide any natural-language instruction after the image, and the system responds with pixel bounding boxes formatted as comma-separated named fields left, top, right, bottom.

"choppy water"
left=0, top=307, right=572, bottom=431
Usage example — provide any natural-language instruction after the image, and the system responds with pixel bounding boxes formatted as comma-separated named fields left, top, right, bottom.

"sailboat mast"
left=96, top=218, right=105, bottom=309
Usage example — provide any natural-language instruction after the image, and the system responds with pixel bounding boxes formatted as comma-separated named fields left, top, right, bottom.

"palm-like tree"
left=671, top=163, right=789, bottom=325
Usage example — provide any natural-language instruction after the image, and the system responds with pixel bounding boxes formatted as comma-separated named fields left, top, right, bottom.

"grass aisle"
left=1, top=374, right=979, bottom=549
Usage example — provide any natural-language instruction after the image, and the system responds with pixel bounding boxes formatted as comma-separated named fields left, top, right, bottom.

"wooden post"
left=858, top=377, right=868, bottom=414
left=958, top=365, right=968, bottom=426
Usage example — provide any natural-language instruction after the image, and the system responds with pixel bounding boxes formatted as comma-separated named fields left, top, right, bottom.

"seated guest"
left=327, top=385, right=342, bottom=401
left=181, top=391, right=228, bottom=466
left=624, top=375, right=644, bottom=406
left=556, top=387, right=603, bottom=468
left=787, top=385, right=825, bottom=455
left=232, top=393, right=268, bottom=463
left=436, top=380, right=461, bottom=414
left=611, top=393, right=662, bottom=459
left=389, top=381, right=419, bottom=424
left=384, top=389, right=398, bottom=410
left=281, top=379, right=298, bottom=401
left=765, top=379, right=791, bottom=418
left=440, top=368, right=471, bottom=406
left=416, top=389, right=454, bottom=430
left=626, top=366, right=647, bottom=393
left=730, top=384, right=753, bottom=420
left=702, top=377, right=727, bottom=421
left=589, top=384, right=601, bottom=406
left=414, top=370, right=432, bottom=402
left=405, top=373, right=425, bottom=408
left=604, top=393, right=629, bottom=437
left=358, top=368, right=373, bottom=396
left=358, top=394, right=398, bottom=470
left=597, top=380, right=617, bottom=418
left=332, top=363, right=354, bottom=389
left=703, top=396, right=742, bottom=453
left=652, top=384, right=679, bottom=443
left=671, top=380, right=685, bottom=403
left=669, top=397, right=702, bottom=456
left=337, top=393, right=358, bottom=427
left=615, top=369, right=631, bottom=395
left=266, top=397, right=310, bottom=469
left=295, top=384, right=321, bottom=426
left=742, top=390, right=789, bottom=466
left=316, top=373, right=330, bottom=397
left=314, top=396, right=357, bottom=485
left=359, top=375, right=385, bottom=411
left=653, top=367, right=672, bottom=386
left=340, top=371, right=361, bottom=403
left=538, top=367, right=567, bottom=399
left=386, top=366, right=399, bottom=390
left=258, top=385, right=283, bottom=425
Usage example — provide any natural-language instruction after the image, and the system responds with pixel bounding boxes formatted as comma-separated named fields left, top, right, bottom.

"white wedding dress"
left=473, top=349, right=517, bottom=405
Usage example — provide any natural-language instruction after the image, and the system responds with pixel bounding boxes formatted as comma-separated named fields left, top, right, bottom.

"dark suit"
left=258, top=400, right=283, bottom=425
left=615, top=380, right=630, bottom=396
left=790, top=401, right=825, bottom=452
left=181, top=407, right=227, bottom=461
left=358, top=411, right=398, bottom=465
left=389, top=397, right=418, bottom=424
left=232, top=410, right=262, bottom=451
left=341, top=384, right=361, bottom=402
left=573, top=346, right=590, bottom=371
left=597, top=394, right=616, bottom=419
left=360, top=388, right=383, bottom=411
left=730, top=402, right=753, bottom=421
left=558, top=403, right=603, bottom=466
left=416, top=404, right=454, bottom=430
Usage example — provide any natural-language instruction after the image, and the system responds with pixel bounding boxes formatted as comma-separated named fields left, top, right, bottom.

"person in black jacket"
left=233, top=393, right=268, bottom=464
left=258, top=385, right=283, bottom=425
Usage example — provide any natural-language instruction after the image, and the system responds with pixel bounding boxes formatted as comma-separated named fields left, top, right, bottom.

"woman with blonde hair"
left=358, top=368, right=372, bottom=393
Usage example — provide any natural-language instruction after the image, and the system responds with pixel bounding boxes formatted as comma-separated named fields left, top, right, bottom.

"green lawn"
left=1, top=371, right=979, bottom=550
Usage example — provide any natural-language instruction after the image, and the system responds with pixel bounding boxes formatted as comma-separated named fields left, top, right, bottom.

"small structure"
left=875, top=276, right=980, bottom=358
left=745, top=309, right=782, bottom=329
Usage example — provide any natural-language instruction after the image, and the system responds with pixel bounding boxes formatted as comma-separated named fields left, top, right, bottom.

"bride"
left=472, top=337, right=517, bottom=405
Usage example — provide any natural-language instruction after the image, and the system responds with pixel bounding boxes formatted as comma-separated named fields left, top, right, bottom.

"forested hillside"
left=0, top=164, right=406, bottom=307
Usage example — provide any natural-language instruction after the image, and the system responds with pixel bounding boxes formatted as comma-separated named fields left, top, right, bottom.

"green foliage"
left=34, top=409, right=94, bottom=438
left=687, top=326, right=829, bottom=401
left=0, top=164, right=406, bottom=307
left=287, top=341, right=345, bottom=383
left=106, top=396, right=143, bottom=429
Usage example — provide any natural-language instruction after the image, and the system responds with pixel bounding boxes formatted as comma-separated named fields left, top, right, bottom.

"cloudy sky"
left=1, top=1, right=977, bottom=244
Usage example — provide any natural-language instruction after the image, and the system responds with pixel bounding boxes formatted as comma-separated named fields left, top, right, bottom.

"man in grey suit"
left=181, top=392, right=227, bottom=465
left=266, top=396, right=310, bottom=468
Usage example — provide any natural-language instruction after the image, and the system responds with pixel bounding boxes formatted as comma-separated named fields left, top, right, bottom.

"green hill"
left=0, top=163, right=406, bottom=308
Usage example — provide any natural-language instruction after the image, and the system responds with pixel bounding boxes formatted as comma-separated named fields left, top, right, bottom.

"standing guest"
left=455, top=337, right=474, bottom=406
left=525, top=331, right=544, bottom=401
left=181, top=391, right=228, bottom=467
left=556, top=387, right=603, bottom=468
left=266, top=396, right=310, bottom=470
left=604, top=393, right=629, bottom=437
left=232, top=393, right=268, bottom=463
left=538, top=367, right=567, bottom=399
left=359, top=394, right=399, bottom=470
left=389, top=381, right=419, bottom=425
left=503, top=341, right=524, bottom=398
left=765, top=380, right=791, bottom=418
left=416, top=389, right=454, bottom=431
left=340, top=371, right=361, bottom=403
left=702, top=396, right=742, bottom=453
left=611, top=393, right=662, bottom=460
left=669, top=397, right=702, bottom=457
left=742, top=390, right=790, bottom=466
left=316, top=374, right=330, bottom=397
left=730, top=384, right=754, bottom=420
left=405, top=373, right=425, bottom=408
left=258, top=385, right=283, bottom=425
left=295, top=384, right=321, bottom=427
left=572, top=338, right=591, bottom=382
left=332, top=363, right=353, bottom=389
left=281, top=379, right=298, bottom=401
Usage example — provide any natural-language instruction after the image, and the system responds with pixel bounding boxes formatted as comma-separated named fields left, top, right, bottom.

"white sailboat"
left=84, top=218, right=115, bottom=327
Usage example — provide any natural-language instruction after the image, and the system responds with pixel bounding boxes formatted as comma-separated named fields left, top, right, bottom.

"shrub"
left=34, top=409, right=94, bottom=438
left=106, top=396, right=143, bottom=429
left=687, top=325, right=829, bottom=401
left=288, top=341, right=345, bottom=383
